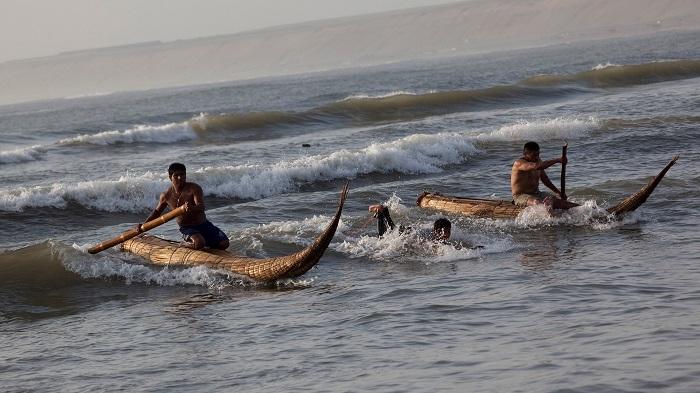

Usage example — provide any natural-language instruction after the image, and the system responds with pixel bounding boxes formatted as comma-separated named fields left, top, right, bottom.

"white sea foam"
left=336, top=218, right=515, bottom=263
left=64, top=243, right=251, bottom=288
left=0, top=132, right=477, bottom=212
left=63, top=243, right=314, bottom=288
left=198, top=132, right=478, bottom=199
left=334, top=197, right=516, bottom=262
left=0, top=172, right=168, bottom=212
left=237, top=214, right=347, bottom=248
left=592, top=62, right=621, bottom=70
left=221, top=197, right=509, bottom=264
left=458, top=199, right=638, bottom=230
left=341, top=90, right=426, bottom=100
left=0, top=145, right=45, bottom=164
left=477, top=116, right=600, bottom=142
left=58, top=121, right=196, bottom=145
left=0, top=119, right=610, bottom=212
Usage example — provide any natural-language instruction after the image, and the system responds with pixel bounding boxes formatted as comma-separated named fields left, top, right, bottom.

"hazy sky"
left=0, top=0, right=462, bottom=63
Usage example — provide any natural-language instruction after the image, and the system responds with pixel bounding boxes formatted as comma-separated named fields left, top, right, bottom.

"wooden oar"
left=88, top=205, right=186, bottom=254
left=560, top=142, right=568, bottom=200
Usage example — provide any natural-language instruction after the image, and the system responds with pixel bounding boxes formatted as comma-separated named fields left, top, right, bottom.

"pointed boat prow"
left=120, top=182, right=350, bottom=282
left=606, top=156, right=678, bottom=216
left=417, top=156, right=678, bottom=220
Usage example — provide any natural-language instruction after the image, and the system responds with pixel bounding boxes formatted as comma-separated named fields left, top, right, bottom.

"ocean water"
left=2, top=30, right=700, bottom=392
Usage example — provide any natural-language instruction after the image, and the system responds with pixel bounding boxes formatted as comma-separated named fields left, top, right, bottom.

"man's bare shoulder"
left=513, top=158, right=541, bottom=171
left=185, top=182, right=203, bottom=193
left=512, top=158, right=528, bottom=168
left=160, top=187, right=173, bottom=199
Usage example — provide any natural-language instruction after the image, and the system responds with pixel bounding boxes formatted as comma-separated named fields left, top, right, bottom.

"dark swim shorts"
left=179, top=220, right=229, bottom=248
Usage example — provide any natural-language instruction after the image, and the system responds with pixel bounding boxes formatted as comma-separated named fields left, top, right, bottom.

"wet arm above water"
left=369, top=204, right=395, bottom=236
left=187, top=184, right=206, bottom=214
left=138, top=193, right=168, bottom=232
left=540, top=170, right=562, bottom=196
left=514, top=156, right=565, bottom=172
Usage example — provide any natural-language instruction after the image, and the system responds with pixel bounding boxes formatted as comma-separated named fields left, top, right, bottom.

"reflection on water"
left=516, top=229, right=580, bottom=271
left=164, top=293, right=226, bottom=314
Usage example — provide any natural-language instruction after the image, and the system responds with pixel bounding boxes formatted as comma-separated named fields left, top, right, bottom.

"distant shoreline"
left=1, top=0, right=699, bottom=106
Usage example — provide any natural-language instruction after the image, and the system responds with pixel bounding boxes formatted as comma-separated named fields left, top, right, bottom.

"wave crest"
left=59, top=122, right=196, bottom=146
left=0, top=132, right=476, bottom=212
left=0, top=145, right=45, bottom=164
left=477, top=116, right=600, bottom=142
left=190, top=111, right=311, bottom=133
left=522, top=59, right=700, bottom=88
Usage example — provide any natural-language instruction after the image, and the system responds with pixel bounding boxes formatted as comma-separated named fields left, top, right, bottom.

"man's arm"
left=540, top=170, right=562, bottom=197
left=514, top=156, right=565, bottom=172
left=187, top=184, right=205, bottom=214
left=369, top=204, right=395, bottom=236
left=137, top=193, right=168, bottom=232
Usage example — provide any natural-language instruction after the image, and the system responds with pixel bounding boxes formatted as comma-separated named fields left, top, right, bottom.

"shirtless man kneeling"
left=137, top=163, right=230, bottom=250
left=511, top=142, right=578, bottom=210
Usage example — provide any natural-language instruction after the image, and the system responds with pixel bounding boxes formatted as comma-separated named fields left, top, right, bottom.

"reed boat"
left=119, top=184, right=348, bottom=282
left=417, top=156, right=678, bottom=219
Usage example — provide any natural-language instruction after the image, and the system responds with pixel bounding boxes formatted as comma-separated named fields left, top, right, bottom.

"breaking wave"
left=317, top=85, right=564, bottom=120
left=592, top=62, right=622, bottom=71
left=333, top=196, right=516, bottom=262
left=0, top=171, right=169, bottom=212
left=232, top=196, right=516, bottom=263
left=190, top=111, right=313, bottom=133
left=476, top=116, right=600, bottom=142
left=65, top=243, right=252, bottom=288
left=340, top=90, right=428, bottom=100
left=0, top=241, right=301, bottom=291
left=7, top=60, right=690, bottom=155
left=0, top=145, right=45, bottom=164
left=0, top=115, right=605, bottom=213
left=58, top=121, right=197, bottom=145
left=521, top=59, right=700, bottom=88
left=197, top=132, right=478, bottom=200
left=452, top=200, right=642, bottom=231
left=0, top=132, right=478, bottom=212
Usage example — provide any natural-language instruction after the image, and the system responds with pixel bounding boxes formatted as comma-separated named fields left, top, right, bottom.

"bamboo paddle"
left=88, top=205, right=186, bottom=254
left=560, top=142, right=568, bottom=200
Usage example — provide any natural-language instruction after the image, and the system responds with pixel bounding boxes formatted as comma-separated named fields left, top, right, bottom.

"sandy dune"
left=1, top=0, right=698, bottom=105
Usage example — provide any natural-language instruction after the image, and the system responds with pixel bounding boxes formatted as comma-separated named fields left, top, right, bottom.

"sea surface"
left=2, top=31, right=700, bottom=392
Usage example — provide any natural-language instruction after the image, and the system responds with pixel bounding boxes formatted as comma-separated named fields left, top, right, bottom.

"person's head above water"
left=168, top=162, right=187, bottom=189
left=432, top=218, right=451, bottom=241
left=523, top=141, right=540, bottom=152
left=523, top=141, right=540, bottom=161
left=168, top=162, right=186, bottom=178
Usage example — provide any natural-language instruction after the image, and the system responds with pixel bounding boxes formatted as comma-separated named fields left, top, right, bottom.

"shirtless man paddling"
left=137, top=163, right=230, bottom=250
left=511, top=142, right=578, bottom=210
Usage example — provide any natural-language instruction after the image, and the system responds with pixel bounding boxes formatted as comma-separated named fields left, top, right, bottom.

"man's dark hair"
left=168, top=162, right=186, bottom=177
left=524, top=141, right=540, bottom=152
left=433, top=218, right=451, bottom=232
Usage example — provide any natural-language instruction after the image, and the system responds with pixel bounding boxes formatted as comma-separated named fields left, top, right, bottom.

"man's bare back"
left=511, top=157, right=542, bottom=196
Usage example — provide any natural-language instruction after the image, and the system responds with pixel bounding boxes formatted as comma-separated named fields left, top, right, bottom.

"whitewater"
left=2, top=31, right=700, bottom=392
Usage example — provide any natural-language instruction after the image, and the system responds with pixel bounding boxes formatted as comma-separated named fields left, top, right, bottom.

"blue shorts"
left=179, top=220, right=229, bottom=248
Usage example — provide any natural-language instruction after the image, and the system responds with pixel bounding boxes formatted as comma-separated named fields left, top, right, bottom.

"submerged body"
left=369, top=204, right=451, bottom=242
